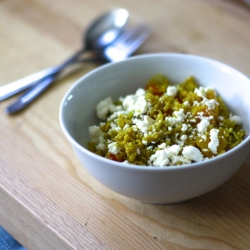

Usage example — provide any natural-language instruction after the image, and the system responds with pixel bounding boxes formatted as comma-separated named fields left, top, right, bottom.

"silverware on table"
left=5, top=23, right=152, bottom=114
left=0, top=8, right=129, bottom=102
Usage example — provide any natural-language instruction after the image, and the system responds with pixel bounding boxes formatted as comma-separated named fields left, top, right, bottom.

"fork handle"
left=6, top=56, right=105, bottom=114
left=0, top=49, right=84, bottom=101
left=0, top=67, right=57, bottom=101
left=5, top=75, right=57, bottom=114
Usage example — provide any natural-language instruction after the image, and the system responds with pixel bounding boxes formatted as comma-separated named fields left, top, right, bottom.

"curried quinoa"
left=87, top=74, right=245, bottom=166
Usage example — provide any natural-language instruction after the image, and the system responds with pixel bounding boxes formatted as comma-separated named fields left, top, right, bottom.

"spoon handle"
left=0, top=49, right=84, bottom=101
left=0, top=67, right=57, bottom=101
left=5, top=56, right=104, bottom=114
left=5, top=75, right=57, bottom=114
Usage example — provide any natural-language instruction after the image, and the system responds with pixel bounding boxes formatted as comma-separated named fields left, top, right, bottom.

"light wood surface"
left=1, top=0, right=250, bottom=249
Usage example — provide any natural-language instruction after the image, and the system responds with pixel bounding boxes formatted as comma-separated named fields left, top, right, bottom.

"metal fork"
left=5, top=23, right=152, bottom=114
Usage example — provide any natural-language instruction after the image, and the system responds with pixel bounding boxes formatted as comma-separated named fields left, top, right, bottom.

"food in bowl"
left=88, top=74, right=245, bottom=166
left=60, top=53, right=250, bottom=203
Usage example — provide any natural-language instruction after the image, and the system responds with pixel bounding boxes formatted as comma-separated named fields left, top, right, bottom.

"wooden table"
left=1, top=0, right=250, bottom=249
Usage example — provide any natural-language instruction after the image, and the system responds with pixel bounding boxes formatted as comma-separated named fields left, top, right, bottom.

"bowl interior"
left=60, top=54, right=250, bottom=151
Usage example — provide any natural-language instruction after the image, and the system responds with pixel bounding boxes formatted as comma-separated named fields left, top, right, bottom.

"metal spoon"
left=6, top=22, right=152, bottom=114
left=0, top=8, right=129, bottom=100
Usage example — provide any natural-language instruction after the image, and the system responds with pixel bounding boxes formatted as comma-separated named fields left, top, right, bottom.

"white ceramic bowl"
left=59, top=53, right=250, bottom=204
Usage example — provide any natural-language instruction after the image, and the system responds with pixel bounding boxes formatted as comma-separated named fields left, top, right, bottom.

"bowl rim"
left=59, top=52, right=250, bottom=171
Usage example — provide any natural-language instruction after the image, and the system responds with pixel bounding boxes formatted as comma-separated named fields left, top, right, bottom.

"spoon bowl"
left=85, top=8, right=129, bottom=50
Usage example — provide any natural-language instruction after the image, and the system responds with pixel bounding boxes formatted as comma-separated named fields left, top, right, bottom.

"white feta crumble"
left=229, top=114, right=242, bottom=125
left=108, top=142, right=120, bottom=154
left=183, top=100, right=190, bottom=106
left=166, top=85, right=178, bottom=97
left=132, top=125, right=138, bottom=131
left=194, top=87, right=219, bottom=110
left=194, top=86, right=219, bottom=109
left=109, top=104, right=122, bottom=113
left=180, top=135, right=187, bottom=141
left=122, top=160, right=130, bottom=164
left=165, top=109, right=185, bottom=125
left=133, top=115, right=155, bottom=134
left=208, top=128, right=219, bottom=154
left=107, top=110, right=127, bottom=121
left=135, top=88, right=146, bottom=96
left=96, top=143, right=106, bottom=151
left=197, top=118, right=210, bottom=133
left=110, top=122, right=121, bottom=131
left=182, top=146, right=203, bottom=162
left=122, top=88, right=148, bottom=115
left=194, top=86, right=215, bottom=98
left=202, top=98, right=218, bottom=110
left=148, top=145, right=191, bottom=166
left=158, top=143, right=167, bottom=149
left=168, top=145, right=182, bottom=154
left=181, top=124, right=188, bottom=132
left=201, top=134, right=207, bottom=140
left=148, top=149, right=170, bottom=166
left=123, top=124, right=129, bottom=130
left=96, top=97, right=113, bottom=120
left=89, top=125, right=106, bottom=151
left=89, top=125, right=104, bottom=144
left=194, top=87, right=207, bottom=98
left=171, top=155, right=191, bottom=165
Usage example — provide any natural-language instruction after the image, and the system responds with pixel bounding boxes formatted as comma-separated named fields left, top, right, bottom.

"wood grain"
left=0, top=123, right=166, bottom=250
left=0, top=0, right=250, bottom=249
